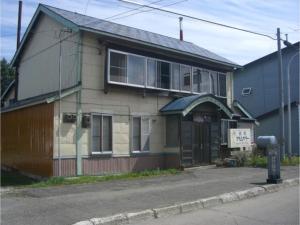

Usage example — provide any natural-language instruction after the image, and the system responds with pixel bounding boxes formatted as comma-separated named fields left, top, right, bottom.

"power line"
left=15, top=0, right=167, bottom=64
left=79, top=0, right=166, bottom=27
left=120, top=0, right=277, bottom=40
left=110, top=0, right=188, bottom=21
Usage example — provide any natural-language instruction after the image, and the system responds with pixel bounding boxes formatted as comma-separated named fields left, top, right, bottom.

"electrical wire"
left=14, top=0, right=171, bottom=64
left=110, top=0, right=188, bottom=21
left=120, top=0, right=277, bottom=40
left=78, top=0, right=166, bottom=27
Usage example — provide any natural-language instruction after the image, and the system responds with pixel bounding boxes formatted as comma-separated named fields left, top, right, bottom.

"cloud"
left=0, top=0, right=299, bottom=65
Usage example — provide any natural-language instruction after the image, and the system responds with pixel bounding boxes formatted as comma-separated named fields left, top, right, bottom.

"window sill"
left=90, top=152, right=112, bottom=158
left=131, top=151, right=150, bottom=156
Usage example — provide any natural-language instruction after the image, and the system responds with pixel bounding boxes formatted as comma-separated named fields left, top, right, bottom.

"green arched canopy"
left=160, top=94, right=234, bottom=119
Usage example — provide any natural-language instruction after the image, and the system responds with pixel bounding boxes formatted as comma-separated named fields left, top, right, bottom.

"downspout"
left=76, top=31, right=83, bottom=176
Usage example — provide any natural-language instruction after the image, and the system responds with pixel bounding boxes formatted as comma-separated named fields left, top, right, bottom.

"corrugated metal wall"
left=53, top=154, right=180, bottom=176
left=1, top=103, right=54, bottom=177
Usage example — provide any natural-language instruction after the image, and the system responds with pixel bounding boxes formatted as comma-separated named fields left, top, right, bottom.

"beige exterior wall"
left=53, top=32, right=180, bottom=158
left=51, top=31, right=249, bottom=159
left=18, top=14, right=80, bottom=100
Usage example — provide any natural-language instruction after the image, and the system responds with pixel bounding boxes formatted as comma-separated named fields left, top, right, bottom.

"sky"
left=0, top=0, right=299, bottom=65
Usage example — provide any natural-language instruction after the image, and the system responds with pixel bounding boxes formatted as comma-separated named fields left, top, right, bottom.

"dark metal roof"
left=1, top=91, right=57, bottom=113
left=1, top=84, right=80, bottom=113
left=160, top=94, right=201, bottom=112
left=41, top=4, right=238, bottom=67
left=160, top=93, right=234, bottom=118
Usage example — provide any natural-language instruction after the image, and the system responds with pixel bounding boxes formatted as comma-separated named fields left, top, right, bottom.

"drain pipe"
left=76, top=32, right=83, bottom=176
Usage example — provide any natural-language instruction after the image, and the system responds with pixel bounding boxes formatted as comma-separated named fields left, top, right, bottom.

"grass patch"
left=245, top=156, right=300, bottom=168
left=1, top=168, right=180, bottom=188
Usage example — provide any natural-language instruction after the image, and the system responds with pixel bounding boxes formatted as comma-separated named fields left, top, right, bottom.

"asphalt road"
left=131, top=185, right=300, bottom=225
left=1, top=166, right=299, bottom=225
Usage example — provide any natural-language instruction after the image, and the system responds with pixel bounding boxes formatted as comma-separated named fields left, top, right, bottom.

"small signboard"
left=228, top=129, right=251, bottom=148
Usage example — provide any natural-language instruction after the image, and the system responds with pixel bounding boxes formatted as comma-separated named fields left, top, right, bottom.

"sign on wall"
left=228, top=129, right=251, bottom=148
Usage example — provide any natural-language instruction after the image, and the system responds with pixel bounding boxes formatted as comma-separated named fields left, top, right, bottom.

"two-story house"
left=1, top=4, right=255, bottom=177
left=234, top=42, right=299, bottom=156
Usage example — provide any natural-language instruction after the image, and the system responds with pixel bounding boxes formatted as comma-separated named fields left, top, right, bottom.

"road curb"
left=73, top=178, right=299, bottom=225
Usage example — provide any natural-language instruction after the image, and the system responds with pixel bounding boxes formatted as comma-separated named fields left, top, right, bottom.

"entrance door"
left=198, top=122, right=211, bottom=164
left=181, top=121, right=194, bottom=167
left=181, top=121, right=211, bottom=166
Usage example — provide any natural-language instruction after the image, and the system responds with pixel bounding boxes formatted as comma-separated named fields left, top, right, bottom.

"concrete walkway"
left=1, top=166, right=299, bottom=225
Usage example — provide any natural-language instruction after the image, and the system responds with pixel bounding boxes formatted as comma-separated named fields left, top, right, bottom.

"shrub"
left=245, top=155, right=267, bottom=168
left=231, top=151, right=251, bottom=167
left=281, top=156, right=300, bottom=166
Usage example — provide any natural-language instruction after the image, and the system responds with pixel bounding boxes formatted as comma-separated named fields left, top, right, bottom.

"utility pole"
left=277, top=28, right=285, bottom=160
left=286, top=52, right=299, bottom=158
left=58, top=31, right=63, bottom=177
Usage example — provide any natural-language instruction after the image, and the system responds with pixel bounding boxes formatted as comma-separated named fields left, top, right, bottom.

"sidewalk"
left=1, top=166, right=299, bottom=225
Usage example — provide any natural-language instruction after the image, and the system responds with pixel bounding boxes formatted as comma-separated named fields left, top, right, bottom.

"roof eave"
left=80, top=26, right=240, bottom=69
left=10, top=4, right=79, bottom=67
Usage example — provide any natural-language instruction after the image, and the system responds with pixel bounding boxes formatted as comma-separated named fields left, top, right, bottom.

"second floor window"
left=128, top=55, right=145, bottom=85
left=110, top=52, right=127, bottom=83
left=108, top=49, right=227, bottom=97
left=180, top=65, right=191, bottom=91
left=157, top=61, right=170, bottom=89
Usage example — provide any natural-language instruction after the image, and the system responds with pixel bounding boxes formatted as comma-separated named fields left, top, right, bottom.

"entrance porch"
left=161, top=94, right=236, bottom=168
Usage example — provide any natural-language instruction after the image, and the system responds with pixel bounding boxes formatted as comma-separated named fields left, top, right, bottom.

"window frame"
left=220, top=119, right=237, bottom=145
left=242, top=87, right=252, bottom=96
left=218, top=72, right=227, bottom=98
left=131, top=115, right=151, bottom=153
left=90, top=113, right=113, bottom=155
left=107, top=49, right=227, bottom=98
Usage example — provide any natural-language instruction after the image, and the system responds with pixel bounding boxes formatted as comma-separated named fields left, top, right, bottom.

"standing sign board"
left=228, top=129, right=251, bottom=148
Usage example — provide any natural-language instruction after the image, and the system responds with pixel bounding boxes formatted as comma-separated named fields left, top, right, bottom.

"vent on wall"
left=63, top=113, right=77, bottom=123
left=82, top=114, right=91, bottom=128
left=242, top=87, right=252, bottom=96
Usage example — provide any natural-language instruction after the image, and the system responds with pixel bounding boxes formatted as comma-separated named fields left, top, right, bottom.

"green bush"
left=281, top=157, right=300, bottom=166
left=245, top=155, right=300, bottom=168
left=245, top=155, right=267, bottom=168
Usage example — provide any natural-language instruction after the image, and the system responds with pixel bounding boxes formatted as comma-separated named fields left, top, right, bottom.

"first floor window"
left=132, top=116, right=150, bottom=152
left=166, top=115, right=179, bottom=147
left=221, top=119, right=237, bottom=145
left=92, top=114, right=112, bottom=153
